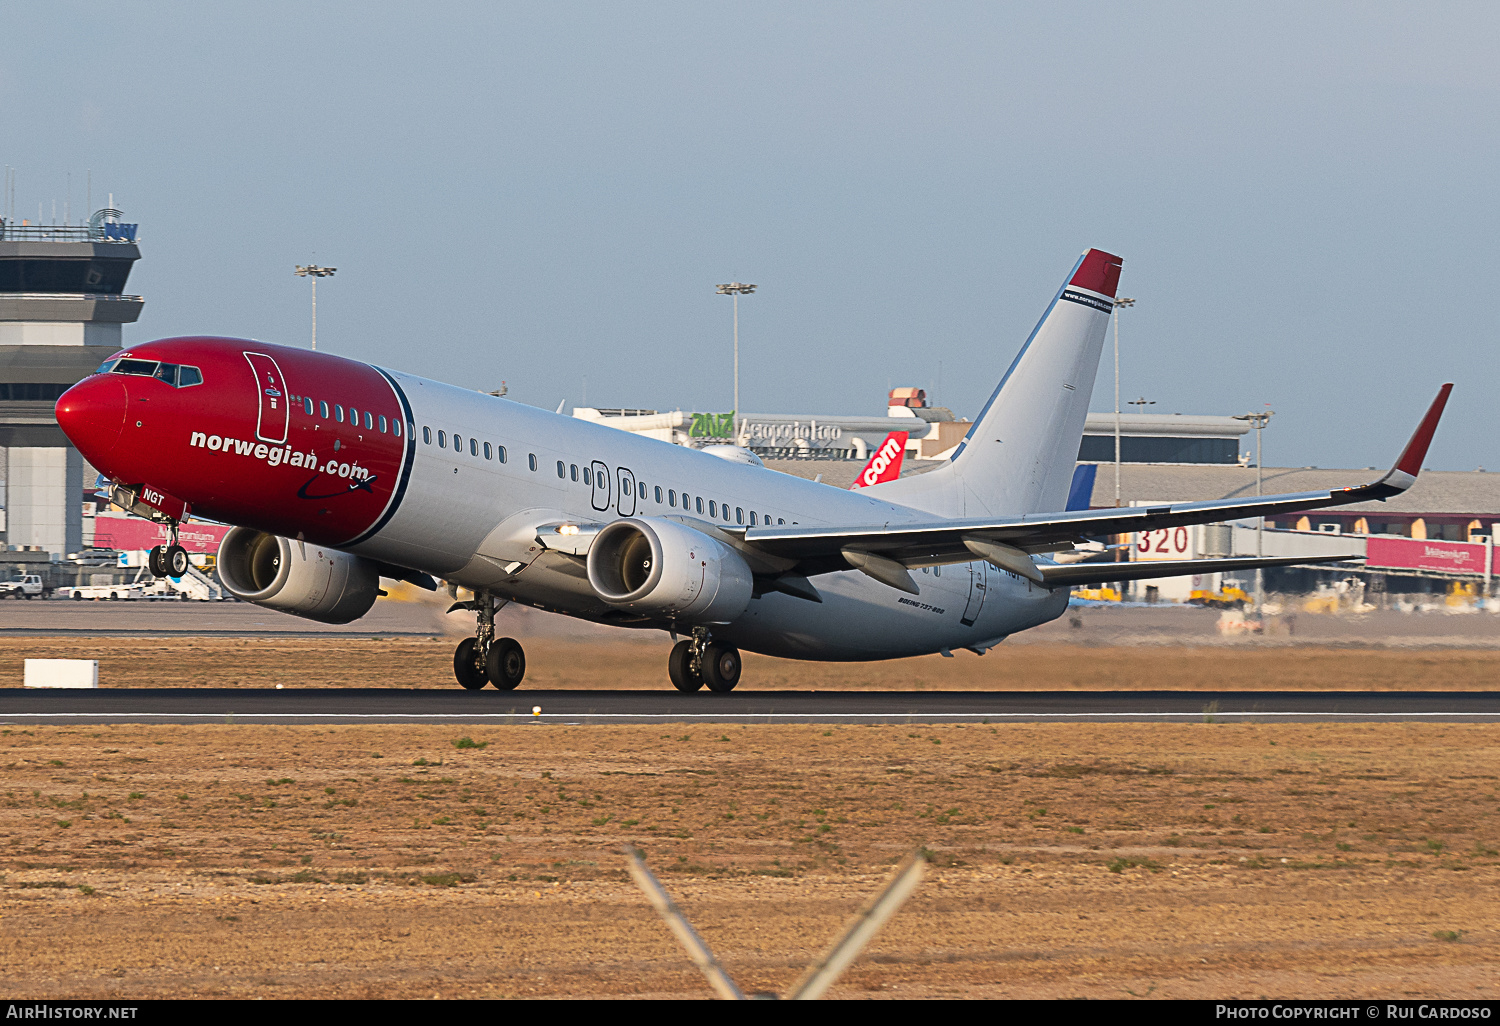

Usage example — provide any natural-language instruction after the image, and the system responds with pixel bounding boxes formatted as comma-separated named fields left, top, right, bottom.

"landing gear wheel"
left=486, top=637, right=526, bottom=690
left=166, top=545, right=189, bottom=576
left=453, top=638, right=488, bottom=690
left=148, top=545, right=168, bottom=577
left=668, top=640, right=704, bottom=692
left=701, top=642, right=742, bottom=693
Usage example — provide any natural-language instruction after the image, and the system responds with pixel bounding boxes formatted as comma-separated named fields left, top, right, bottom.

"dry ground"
left=4, top=635, right=1500, bottom=691
left=2, top=721, right=1498, bottom=999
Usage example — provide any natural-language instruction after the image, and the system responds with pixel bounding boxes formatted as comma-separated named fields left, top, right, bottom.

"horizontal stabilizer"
left=1038, top=554, right=1359, bottom=589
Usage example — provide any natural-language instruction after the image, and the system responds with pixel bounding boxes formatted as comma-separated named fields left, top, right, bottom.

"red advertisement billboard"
left=1365, top=536, right=1488, bottom=576
left=89, top=515, right=232, bottom=554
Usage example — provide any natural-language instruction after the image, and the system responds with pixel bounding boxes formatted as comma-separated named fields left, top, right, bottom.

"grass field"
left=2, top=716, right=1498, bottom=998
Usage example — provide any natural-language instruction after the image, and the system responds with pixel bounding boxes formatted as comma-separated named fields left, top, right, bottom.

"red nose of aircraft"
left=55, top=373, right=128, bottom=469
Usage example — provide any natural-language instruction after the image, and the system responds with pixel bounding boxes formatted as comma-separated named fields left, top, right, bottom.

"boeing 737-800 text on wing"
left=54, top=249, right=1452, bottom=692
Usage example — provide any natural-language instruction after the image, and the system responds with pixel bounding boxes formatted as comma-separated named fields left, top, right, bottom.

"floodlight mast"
left=716, top=282, right=756, bottom=424
left=294, top=264, right=337, bottom=350
left=1111, top=296, right=1135, bottom=508
left=1233, top=409, right=1275, bottom=612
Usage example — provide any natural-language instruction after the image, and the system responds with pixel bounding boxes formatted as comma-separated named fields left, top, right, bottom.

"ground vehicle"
left=0, top=574, right=46, bottom=599
left=1189, top=579, right=1252, bottom=609
left=54, top=248, right=1449, bottom=691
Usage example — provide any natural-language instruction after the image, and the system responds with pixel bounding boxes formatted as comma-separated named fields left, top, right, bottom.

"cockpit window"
left=95, top=359, right=120, bottom=374
left=107, top=360, right=203, bottom=387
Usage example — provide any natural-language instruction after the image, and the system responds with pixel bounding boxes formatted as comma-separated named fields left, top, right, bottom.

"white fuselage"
left=346, top=370, right=1066, bottom=660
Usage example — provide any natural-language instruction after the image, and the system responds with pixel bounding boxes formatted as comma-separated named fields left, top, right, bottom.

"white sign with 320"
left=1134, top=526, right=1191, bottom=561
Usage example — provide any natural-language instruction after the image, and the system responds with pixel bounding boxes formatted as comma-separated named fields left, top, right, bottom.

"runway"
left=3, top=688, right=1499, bottom=725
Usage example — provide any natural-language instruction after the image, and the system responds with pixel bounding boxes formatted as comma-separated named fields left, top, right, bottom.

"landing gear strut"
left=668, top=628, right=740, bottom=693
left=148, top=522, right=189, bottom=578
left=451, top=589, right=526, bottom=691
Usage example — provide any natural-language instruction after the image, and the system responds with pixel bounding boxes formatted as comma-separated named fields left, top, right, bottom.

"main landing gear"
left=452, top=588, right=526, bottom=691
left=668, top=628, right=741, bottom=693
left=148, top=522, right=189, bottom=578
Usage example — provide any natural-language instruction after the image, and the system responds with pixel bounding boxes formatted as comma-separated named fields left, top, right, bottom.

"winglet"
left=1393, top=383, right=1453, bottom=479
left=1346, top=383, right=1452, bottom=501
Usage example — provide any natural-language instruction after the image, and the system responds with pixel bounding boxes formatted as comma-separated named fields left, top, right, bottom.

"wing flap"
left=1038, top=553, right=1360, bottom=588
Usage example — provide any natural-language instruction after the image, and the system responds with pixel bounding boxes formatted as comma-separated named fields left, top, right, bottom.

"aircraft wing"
left=738, top=385, right=1451, bottom=585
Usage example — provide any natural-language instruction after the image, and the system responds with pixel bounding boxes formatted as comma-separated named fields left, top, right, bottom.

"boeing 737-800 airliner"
left=54, top=249, right=1451, bottom=692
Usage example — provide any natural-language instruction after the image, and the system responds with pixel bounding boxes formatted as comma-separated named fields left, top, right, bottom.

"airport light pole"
left=295, top=264, right=336, bottom=350
left=1111, top=297, right=1135, bottom=507
left=1234, top=408, right=1275, bottom=613
left=716, top=282, right=756, bottom=421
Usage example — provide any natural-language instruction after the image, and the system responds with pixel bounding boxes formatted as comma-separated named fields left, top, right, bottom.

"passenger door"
left=617, top=467, right=637, bottom=517
left=960, top=561, right=988, bottom=627
left=243, top=352, right=289, bottom=444
left=590, top=460, right=611, bottom=512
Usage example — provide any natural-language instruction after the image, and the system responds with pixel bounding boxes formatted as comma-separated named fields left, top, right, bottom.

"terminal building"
left=0, top=210, right=142, bottom=567
left=575, top=387, right=1253, bottom=467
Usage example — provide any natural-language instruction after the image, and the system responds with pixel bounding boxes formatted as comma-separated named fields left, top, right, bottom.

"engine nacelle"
left=216, top=527, right=380, bottom=624
left=586, top=517, right=753, bottom=623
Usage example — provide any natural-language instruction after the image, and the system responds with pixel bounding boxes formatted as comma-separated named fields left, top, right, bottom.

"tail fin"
left=1065, top=463, right=1098, bottom=511
left=871, top=249, right=1121, bottom=517
left=849, top=431, right=909, bottom=490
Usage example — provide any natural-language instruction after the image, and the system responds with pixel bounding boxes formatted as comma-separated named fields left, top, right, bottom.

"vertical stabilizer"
left=871, top=249, right=1121, bottom=517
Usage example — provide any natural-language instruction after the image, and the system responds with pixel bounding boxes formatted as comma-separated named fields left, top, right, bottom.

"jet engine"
left=216, top=527, right=380, bottom=624
left=586, top=517, right=753, bottom=623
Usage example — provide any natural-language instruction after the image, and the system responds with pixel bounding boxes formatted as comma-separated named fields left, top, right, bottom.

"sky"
left=3, top=1, right=1497, bottom=471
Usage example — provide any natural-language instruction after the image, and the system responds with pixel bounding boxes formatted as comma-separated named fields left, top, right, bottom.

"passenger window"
left=570, top=464, right=579, bottom=482
left=556, top=460, right=565, bottom=478
left=639, top=481, right=647, bottom=500
left=394, top=419, right=402, bottom=438
left=749, top=511, right=757, bottom=526
left=483, top=442, right=492, bottom=460
left=709, top=500, right=717, bottom=518
left=178, top=366, right=203, bottom=387
left=696, top=497, right=703, bottom=515
left=350, top=408, right=359, bottom=425
left=321, top=401, right=330, bottom=419
left=499, top=446, right=508, bottom=464
left=336, top=405, right=345, bottom=423
left=454, top=434, right=463, bottom=452
left=778, top=518, right=784, bottom=525
left=423, top=426, right=432, bottom=444
left=470, top=438, right=478, bottom=457
left=669, top=490, right=676, bottom=507
left=723, top=503, right=731, bottom=522
left=736, top=507, right=744, bottom=524
left=934, top=565, right=941, bottom=577
left=305, top=398, right=315, bottom=416
left=529, top=454, right=537, bottom=471
left=365, top=411, right=374, bottom=430
left=438, top=430, right=446, bottom=447
left=583, top=466, right=591, bottom=485
left=655, top=486, right=663, bottom=503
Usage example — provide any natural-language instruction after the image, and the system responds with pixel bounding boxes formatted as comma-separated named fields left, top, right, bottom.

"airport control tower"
left=0, top=209, right=142, bottom=557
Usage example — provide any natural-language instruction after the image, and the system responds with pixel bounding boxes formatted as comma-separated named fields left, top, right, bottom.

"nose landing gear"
left=668, top=628, right=741, bottom=693
left=450, top=589, right=526, bottom=691
left=147, top=524, right=189, bottom=578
